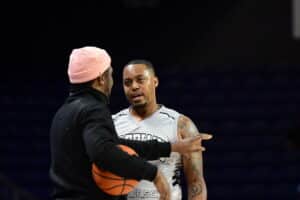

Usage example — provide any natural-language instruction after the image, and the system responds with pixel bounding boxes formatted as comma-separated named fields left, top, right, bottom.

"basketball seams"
left=92, top=144, right=139, bottom=195
left=100, top=183, right=135, bottom=191
left=121, top=178, right=126, bottom=195
left=92, top=169, right=124, bottom=180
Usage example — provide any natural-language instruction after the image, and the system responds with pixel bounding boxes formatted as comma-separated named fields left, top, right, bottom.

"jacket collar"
left=69, top=85, right=109, bottom=104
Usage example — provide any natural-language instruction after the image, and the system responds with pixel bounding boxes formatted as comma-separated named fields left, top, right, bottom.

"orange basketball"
left=92, top=144, right=139, bottom=196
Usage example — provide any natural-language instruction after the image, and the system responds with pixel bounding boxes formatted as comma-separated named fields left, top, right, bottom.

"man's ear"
left=97, top=74, right=106, bottom=86
left=154, top=76, right=159, bottom=87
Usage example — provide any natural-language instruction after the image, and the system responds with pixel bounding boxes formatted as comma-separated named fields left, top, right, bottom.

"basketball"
left=92, top=144, right=139, bottom=196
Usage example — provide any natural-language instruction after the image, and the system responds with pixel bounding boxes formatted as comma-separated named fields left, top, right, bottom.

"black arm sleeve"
left=82, top=105, right=157, bottom=181
left=119, top=138, right=171, bottom=160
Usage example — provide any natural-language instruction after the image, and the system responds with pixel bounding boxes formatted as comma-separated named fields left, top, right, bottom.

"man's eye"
left=137, top=78, right=145, bottom=83
left=124, top=80, right=132, bottom=86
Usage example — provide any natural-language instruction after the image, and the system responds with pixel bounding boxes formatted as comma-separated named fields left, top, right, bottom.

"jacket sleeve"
left=81, top=105, right=157, bottom=181
left=119, top=138, right=171, bottom=160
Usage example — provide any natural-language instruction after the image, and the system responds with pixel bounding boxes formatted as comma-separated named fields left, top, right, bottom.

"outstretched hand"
left=171, top=133, right=212, bottom=155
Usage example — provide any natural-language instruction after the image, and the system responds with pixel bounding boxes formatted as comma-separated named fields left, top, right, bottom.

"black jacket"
left=49, top=86, right=171, bottom=200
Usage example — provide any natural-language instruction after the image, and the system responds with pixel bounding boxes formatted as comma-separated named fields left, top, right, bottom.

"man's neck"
left=130, top=103, right=160, bottom=121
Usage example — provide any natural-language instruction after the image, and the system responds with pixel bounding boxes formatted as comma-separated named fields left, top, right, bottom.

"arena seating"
left=1, top=65, right=299, bottom=200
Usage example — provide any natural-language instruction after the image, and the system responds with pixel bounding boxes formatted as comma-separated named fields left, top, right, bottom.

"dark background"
left=1, top=0, right=300, bottom=200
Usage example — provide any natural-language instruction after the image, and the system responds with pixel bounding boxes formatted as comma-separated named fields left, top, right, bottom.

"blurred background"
left=1, top=0, right=300, bottom=199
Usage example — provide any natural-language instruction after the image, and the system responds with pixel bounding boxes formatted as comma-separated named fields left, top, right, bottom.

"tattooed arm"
left=178, top=115, right=207, bottom=200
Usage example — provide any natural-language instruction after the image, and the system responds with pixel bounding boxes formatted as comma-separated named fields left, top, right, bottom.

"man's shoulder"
left=112, top=108, right=130, bottom=121
left=159, top=105, right=182, bottom=121
left=79, top=95, right=108, bottom=112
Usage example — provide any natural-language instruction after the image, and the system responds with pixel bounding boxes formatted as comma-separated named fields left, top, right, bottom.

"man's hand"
left=171, top=133, right=212, bottom=154
left=153, top=169, right=170, bottom=200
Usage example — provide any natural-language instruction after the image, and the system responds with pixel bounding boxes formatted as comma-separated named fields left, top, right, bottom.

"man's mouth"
left=131, top=94, right=143, bottom=101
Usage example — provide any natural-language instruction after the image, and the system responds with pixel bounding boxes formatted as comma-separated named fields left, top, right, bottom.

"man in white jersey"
left=113, top=60, right=211, bottom=200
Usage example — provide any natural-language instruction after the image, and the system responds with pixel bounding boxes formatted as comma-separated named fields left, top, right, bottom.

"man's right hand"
left=153, top=169, right=170, bottom=200
left=171, top=133, right=212, bottom=154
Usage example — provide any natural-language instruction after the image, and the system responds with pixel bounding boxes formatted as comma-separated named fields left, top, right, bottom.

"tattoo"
left=191, top=183, right=202, bottom=197
left=178, top=115, right=199, bottom=138
left=192, top=159, right=202, bottom=177
left=178, top=115, right=206, bottom=199
left=178, top=116, right=188, bottom=131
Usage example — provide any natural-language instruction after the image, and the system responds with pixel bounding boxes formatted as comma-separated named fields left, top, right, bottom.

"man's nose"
left=131, top=81, right=139, bottom=90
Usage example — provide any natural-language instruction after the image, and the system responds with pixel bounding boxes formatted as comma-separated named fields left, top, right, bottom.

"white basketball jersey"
left=112, top=105, right=183, bottom=200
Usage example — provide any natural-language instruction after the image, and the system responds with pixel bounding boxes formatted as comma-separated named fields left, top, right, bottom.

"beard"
left=131, top=100, right=147, bottom=108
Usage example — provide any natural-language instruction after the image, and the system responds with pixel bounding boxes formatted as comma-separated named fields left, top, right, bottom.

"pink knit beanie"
left=67, top=46, right=111, bottom=83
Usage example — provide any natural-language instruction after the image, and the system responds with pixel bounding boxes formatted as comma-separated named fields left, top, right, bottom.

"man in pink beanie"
left=67, top=46, right=113, bottom=97
left=68, top=47, right=111, bottom=84
left=49, top=46, right=206, bottom=200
